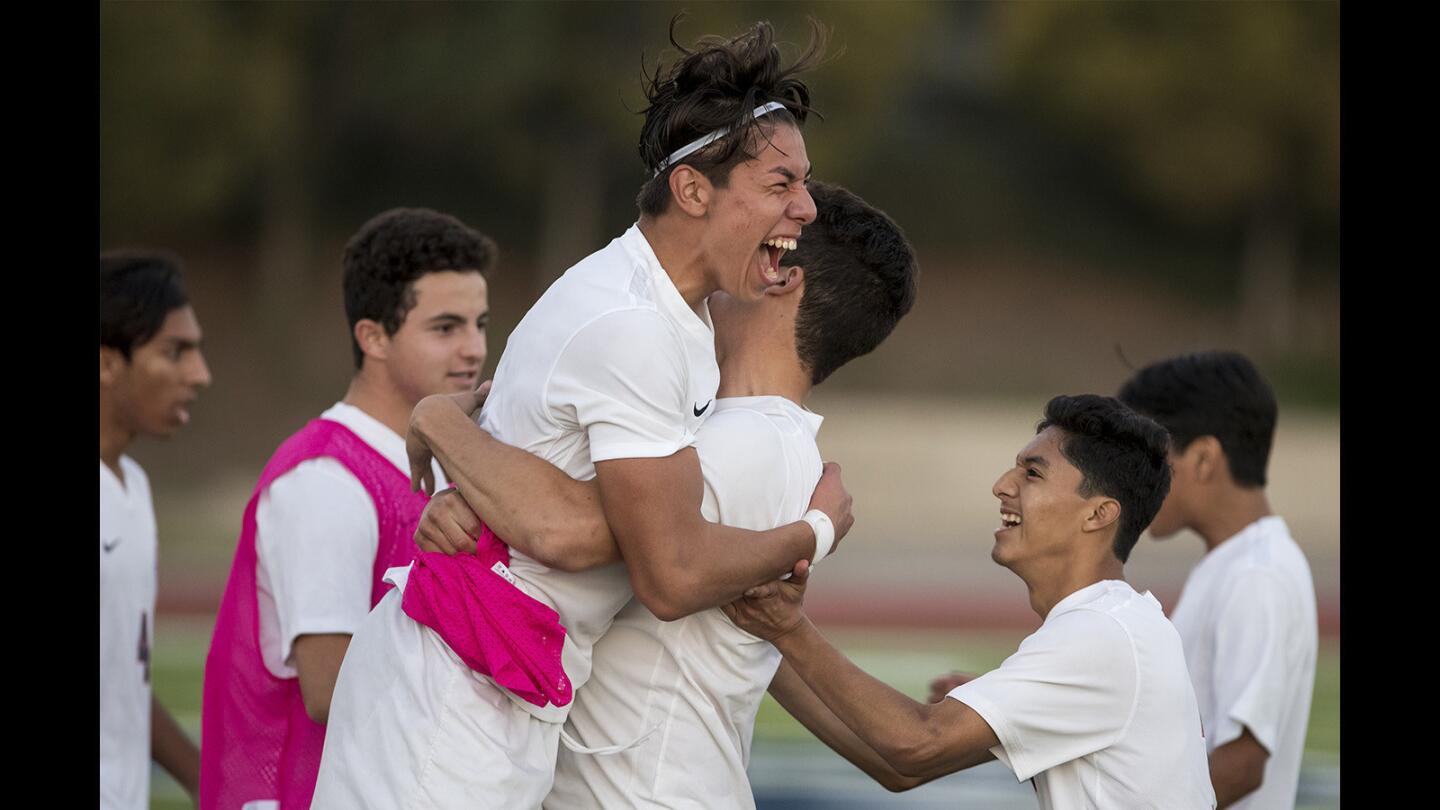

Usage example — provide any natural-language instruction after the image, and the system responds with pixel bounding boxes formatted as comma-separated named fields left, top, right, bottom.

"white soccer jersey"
left=477, top=222, right=720, bottom=721
left=949, top=580, right=1216, bottom=810
left=253, top=402, right=446, bottom=678
left=1170, top=516, right=1317, bottom=810
left=100, top=456, right=158, bottom=810
left=546, top=396, right=824, bottom=810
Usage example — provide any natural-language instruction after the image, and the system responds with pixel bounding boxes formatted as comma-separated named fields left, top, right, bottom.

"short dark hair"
left=635, top=17, right=826, bottom=217
left=787, top=181, right=918, bottom=385
left=100, top=249, right=191, bottom=359
left=1037, top=394, right=1172, bottom=564
left=342, top=208, right=497, bottom=369
left=1117, top=351, right=1277, bottom=488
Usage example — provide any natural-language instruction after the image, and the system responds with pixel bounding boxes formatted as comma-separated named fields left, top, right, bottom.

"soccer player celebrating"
left=200, top=209, right=495, bottom=810
left=312, top=20, right=852, bottom=809
left=100, top=250, right=211, bottom=809
left=724, top=396, right=1217, bottom=810
left=1118, top=351, right=1317, bottom=810
left=543, top=181, right=918, bottom=808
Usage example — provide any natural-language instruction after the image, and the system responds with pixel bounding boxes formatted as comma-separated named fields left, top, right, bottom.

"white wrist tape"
left=801, top=509, right=836, bottom=565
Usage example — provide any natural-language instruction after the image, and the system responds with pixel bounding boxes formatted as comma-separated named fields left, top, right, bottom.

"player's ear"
left=1082, top=497, right=1121, bottom=534
left=354, top=319, right=390, bottom=363
left=669, top=165, right=711, bottom=217
left=1190, top=436, right=1224, bottom=484
left=766, top=265, right=804, bottom=296
left=99, top=346, right=125, bottom=387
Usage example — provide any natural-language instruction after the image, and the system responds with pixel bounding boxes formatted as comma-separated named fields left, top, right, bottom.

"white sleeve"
left=255, top=458, right=379, bottom=669
left=1208, top=569, right=1300, bottom=753
left=947, top=609, right=1137, bottom=782
left=547, top=309, right=696, bottom=463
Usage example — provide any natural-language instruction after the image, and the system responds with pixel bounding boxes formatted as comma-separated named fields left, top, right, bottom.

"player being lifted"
left=313, top=19, right=852, bottom=809
left=399, top=181, right=918, bottom=807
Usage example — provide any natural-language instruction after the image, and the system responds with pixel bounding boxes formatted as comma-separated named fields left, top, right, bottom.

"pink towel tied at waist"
left=400, top=522, right=573, bottom=708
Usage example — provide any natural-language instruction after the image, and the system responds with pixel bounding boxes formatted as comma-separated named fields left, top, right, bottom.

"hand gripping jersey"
left=200, top=419, right=428, bottom=810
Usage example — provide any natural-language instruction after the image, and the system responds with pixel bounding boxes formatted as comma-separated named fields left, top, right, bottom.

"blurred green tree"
left=992, top=1, right=1338, bottom=356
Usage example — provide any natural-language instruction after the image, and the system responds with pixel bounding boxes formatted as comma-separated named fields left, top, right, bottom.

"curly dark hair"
left=1117, top=351, right=1277, bottom=488
left=342, top=208, right=497, bottom=369
left=1037, top=395, right=1172, bottom=563
left=786, top=181, right=918, bottom=385
left=635, top=16, right=828, bottom=217
left=100, top=249, right=191, bottom=359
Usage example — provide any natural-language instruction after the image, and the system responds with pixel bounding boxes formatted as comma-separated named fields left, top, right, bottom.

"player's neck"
left=639, top=217, right=714, bottom=310
left=1194, top=489, right=1272, bottom=552
left=715, top=317, right=810, bottom=404
left=99, top=402, right=133, bottom=481
left=342, top=370, right=414, bottom=439
left=1020, top=550, right=1125, bottom=619
left=715, top=359, right=810, bottom=406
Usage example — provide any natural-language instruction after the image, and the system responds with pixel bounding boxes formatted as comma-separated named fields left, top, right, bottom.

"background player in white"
left=201, top=208, right=494, bottom=809
left=313, top=20, right=853, bottom=809
left=1118, top=351, right=1317, bottom=810
left=100, top=250, right=211, bottom=809
left=725, top=395, right=1217, bottom=810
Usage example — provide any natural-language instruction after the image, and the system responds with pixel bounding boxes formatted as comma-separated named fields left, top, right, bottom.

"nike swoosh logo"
left=102, top=538, right=122, bottom=553
left=693, top=400, right=712, bottom=418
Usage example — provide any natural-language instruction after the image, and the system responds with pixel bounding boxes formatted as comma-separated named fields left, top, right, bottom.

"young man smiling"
left=100, top=250, right=211, bottom=810
left=311, top=21, right=853, bottom=810
left=201, top=208, right=495, bottom=810
left=723, top=395, right=1216, bottom=810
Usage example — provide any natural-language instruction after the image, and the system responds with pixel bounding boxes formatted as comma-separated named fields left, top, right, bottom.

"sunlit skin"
left=642, top=122, right=817, bottom=311
left=990, top=426, right=1124, bottom=619
left=99, top=305, right=212, bottom=476
left=345, top=270, right=489, bottom=437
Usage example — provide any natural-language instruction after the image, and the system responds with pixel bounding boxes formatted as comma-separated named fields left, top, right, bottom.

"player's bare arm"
left=407, top=384, right=618, bottom=572
left=725, top=572, right=997, bottom=780
left=151, top=698, right=200, bottom=798
left=768, top=660, right=927, bottom=792
left=595, top=450, right=852, bottom=621
left=291, top=633, right=353, bottom=724
left=1209, top=727, right=1270, bottom=808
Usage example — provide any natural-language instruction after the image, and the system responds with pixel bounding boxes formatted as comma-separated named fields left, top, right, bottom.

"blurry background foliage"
left=101, top=0, right=1337, bottom=480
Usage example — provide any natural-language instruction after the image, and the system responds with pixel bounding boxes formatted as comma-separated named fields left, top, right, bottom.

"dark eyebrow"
left=769, top=165, right=812, bottom=184
left=426, top=313, right=466, bottom=325
left=1022, top=455, right=1049, bottom=469
left=167, top=336, right=201, bottom=350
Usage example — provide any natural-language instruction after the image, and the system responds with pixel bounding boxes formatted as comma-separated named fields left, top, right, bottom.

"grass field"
left=145, top=616, right=1338, bottom=809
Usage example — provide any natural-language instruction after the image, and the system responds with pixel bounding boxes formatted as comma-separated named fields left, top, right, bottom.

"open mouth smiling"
left=759, top=236, right=797, bottom=284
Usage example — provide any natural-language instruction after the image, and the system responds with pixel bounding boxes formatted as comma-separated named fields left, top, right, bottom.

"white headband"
left=653, top=101, right=789, bottom=176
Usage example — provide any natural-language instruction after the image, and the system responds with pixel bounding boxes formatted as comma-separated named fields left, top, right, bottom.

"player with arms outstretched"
left=725, top=396, right=1217, bottom=810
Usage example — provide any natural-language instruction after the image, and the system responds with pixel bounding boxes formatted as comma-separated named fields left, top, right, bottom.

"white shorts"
left=312, top=584, right=562, bottom=810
